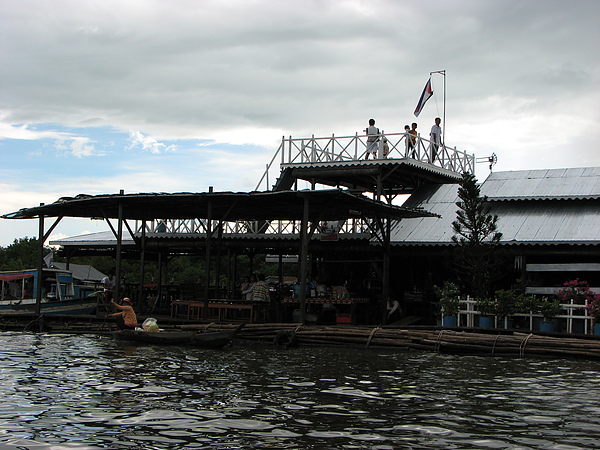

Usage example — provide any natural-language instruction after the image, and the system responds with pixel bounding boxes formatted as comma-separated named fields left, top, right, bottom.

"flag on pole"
left=414, top=78, right=434, bottom=117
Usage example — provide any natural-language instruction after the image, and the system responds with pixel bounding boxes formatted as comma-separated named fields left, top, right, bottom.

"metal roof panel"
left=391, top=167, right=600, bottom=245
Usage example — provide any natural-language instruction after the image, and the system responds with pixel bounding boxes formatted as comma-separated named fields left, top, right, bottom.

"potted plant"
left=515, top=294, right=539, bottom=330
left=494, top=289, right=518, bottom=329
left=538, top=297, right=563, bottom=332
left=584, top=292, right=600, bottom=335
left=433, top=281, right=460, bottom=326
left=559, top=279, right=600, bottom=334
left=475, top=297, right=497, bottom=328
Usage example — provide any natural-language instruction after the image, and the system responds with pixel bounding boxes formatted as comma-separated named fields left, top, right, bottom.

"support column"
left=299, top=195, right=309, bottom=324
left=139, top=220, right=146, bottom=306
left=203, top=187, right=213, bottom=319
left=381, top=217, right=391, bottom=324
left=35, top=207, right=45, bottom=315
left=114, top=190, right=124, bottom=302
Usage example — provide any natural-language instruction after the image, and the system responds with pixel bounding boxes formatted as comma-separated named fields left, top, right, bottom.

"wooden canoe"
left=112, top=324, right=243, bottom=348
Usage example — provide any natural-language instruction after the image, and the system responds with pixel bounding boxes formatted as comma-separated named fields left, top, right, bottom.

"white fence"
left=443, top=297, right=595, bottom=334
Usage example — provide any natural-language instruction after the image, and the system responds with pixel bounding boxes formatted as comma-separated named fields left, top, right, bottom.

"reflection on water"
left=1, top=331, right=600, bottom=449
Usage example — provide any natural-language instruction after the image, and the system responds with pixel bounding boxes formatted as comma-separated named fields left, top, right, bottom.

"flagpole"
left=430, top=70, right=446, bottom=143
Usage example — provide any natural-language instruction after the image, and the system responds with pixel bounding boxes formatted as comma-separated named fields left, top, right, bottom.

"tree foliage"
left=0, top=237, right=52, bottom=271
left=451, top=172, right=503, bottom=299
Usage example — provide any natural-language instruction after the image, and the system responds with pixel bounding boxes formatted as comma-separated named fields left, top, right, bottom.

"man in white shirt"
left=430, top=117, right=442, bottom=163
left=102, top=271, right=116, bottom=302
left=365, top=118, right=380, bottom=160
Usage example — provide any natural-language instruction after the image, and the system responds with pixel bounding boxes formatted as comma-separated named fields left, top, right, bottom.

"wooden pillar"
left=157, top=252, right=163, bottom=309
left=381, top=217, right=391, bottom=324
left=299, top=195, right=309, bottom=324
left=215, top=221, right=223, bottom=299
left=202, top=187, right=213, bottom=319
left=138, top=220, right=146, bottom=306
left=232, top=251, right=238, bottom=300
left=226, top=248, right=232, bottom=300
left=277, top=253, right=285, bottom=322
left=114, top=190, right=124, bottom=302
left=376, top=170, right=383, bottom=202
left=35, top=207, right=44, bottom=315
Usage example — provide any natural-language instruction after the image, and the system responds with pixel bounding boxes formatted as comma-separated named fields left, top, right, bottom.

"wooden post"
left=35, top=206, right=44, bottom=315
left=299, top=195, right=310, bottom=324
left=203, top=187, right=213, bottom=319
left=114, top=190, right=124, bottom=302
left=381, top=217, right=391, bottom=324
left=139, top=220, right=146, bottom=306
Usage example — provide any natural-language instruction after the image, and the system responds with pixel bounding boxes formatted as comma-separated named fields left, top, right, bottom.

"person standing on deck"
left=101, top=270, right=116, bottom=303
left=242, top=274, right=257, bottom=301
left=365, top=118, right=380, bottom=160
left=249, top=274, right=270, bottom=303
left=430, top=117, right=442, bottom=163
left=404, top=125, right=411, bottom=155
left=408, top=122, right=418, bottom=158
left=240, top=276, right=251, bottom=300
left=107, top=298, right=138, bottom=330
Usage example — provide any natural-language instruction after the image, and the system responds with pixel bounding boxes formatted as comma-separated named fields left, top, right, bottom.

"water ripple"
left=1, top=333, right=600, bottom=449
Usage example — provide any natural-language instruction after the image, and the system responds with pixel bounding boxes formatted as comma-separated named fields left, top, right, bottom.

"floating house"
left=2, top=131, right=599, bottom=328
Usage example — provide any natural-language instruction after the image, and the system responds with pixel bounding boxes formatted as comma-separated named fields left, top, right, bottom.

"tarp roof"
left=2, top=189, right=435, bottom=222
left=0, top=273, right=34, bottom=282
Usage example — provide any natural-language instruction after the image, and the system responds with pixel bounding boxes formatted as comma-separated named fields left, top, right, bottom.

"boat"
left=0, top=268, right=98, bottom=315
left=111, top=324, right=243, bottom=348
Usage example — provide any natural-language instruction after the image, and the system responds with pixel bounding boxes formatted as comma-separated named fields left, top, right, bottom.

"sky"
left=1, top=0, right=599, bottom=248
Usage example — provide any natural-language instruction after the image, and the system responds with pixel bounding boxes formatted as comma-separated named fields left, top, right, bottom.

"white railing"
left=255, top=131, right=475, bottom=190
left=443, top=297, right=595, bottom=334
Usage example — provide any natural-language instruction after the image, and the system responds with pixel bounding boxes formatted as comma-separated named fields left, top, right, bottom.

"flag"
left=414, top=78, right=434, bottom=117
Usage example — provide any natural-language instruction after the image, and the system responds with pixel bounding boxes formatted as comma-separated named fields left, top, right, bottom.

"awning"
left=1, top=189, right=438, bottom=222
left=0, top=273, right=34, bottom=282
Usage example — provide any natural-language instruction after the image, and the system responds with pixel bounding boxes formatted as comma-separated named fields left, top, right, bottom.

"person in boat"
left=107, top=297, right=138, bottom=330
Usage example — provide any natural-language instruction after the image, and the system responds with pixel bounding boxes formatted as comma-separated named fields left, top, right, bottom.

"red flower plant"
left=557, top=279, right=600, bottom=319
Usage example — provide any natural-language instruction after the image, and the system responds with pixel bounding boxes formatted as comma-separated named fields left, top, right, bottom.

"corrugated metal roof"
left=481, top=167, right=600, bottom=200
left=51, top=262, right=106, bottom=282
left=49, top=231, right=134, bottom=246
left=49, top=229, right=371, bottom=247
left=390, top=167, right=600, bottom=246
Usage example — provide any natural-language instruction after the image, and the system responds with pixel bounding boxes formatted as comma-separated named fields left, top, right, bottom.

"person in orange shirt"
left=108, top=298, right=138, bottom=330
left=408, top=122, right=418, bottom=158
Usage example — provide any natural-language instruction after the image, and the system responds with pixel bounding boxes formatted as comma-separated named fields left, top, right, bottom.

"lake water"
left=1, top=332, right=600, bottom=449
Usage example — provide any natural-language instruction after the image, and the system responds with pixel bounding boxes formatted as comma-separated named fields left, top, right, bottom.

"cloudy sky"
left=1, top=0, right=599, bottom=247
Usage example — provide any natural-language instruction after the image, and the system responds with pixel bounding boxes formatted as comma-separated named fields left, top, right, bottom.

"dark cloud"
left=0, top=0, right=599, bottom=160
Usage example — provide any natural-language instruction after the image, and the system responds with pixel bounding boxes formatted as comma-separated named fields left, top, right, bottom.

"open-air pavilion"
left=3, top=187, right=437, bottom=322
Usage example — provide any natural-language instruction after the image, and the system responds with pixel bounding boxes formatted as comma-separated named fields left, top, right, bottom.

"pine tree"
left=451, top=172, right=502, bottom=299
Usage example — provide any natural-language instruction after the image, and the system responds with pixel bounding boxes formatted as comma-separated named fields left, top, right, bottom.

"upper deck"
left=256, top=130, right=475, bottom=196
